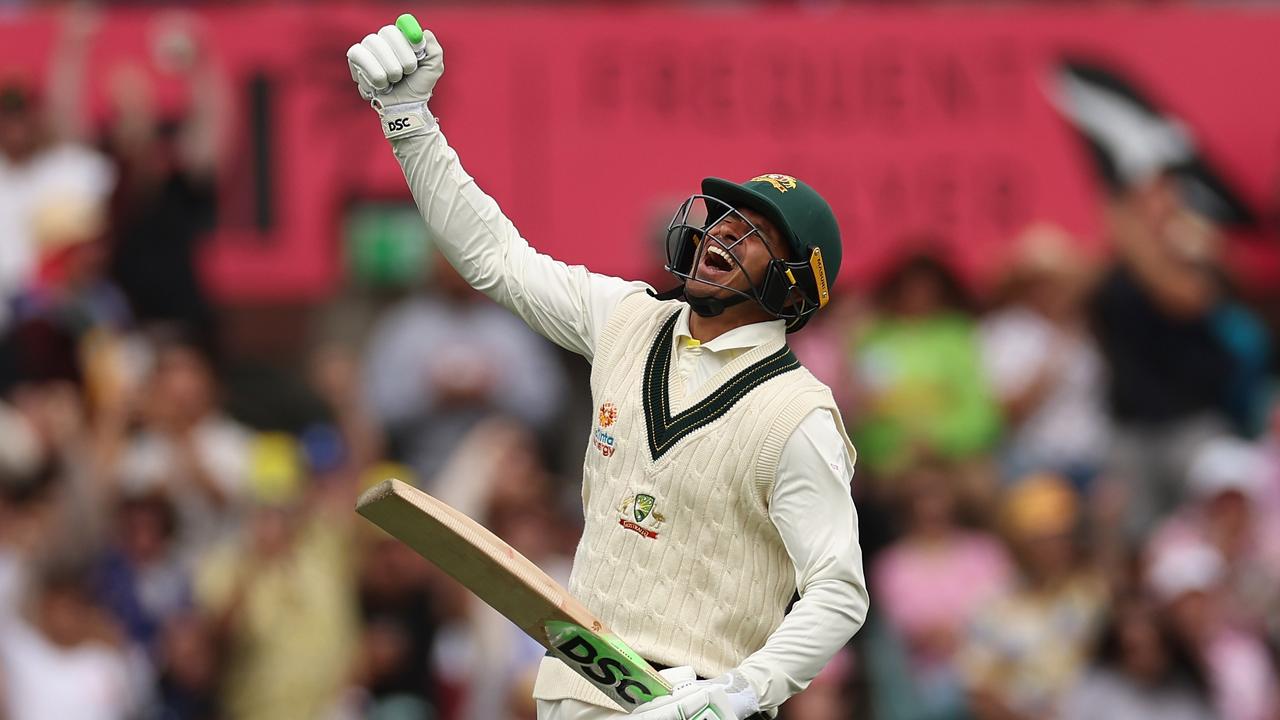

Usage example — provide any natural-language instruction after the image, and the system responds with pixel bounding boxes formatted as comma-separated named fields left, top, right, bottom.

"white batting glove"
left=632, top=667, right=760, bottom=720
left=347, top=14, right=443, bottom=139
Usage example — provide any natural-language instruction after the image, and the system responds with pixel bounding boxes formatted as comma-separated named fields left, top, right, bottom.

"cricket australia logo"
left=617, top=493, right=665, bottom=539
left=593, top=402, right=619, bottom=457
left=752, top=173, right=798, bottom=193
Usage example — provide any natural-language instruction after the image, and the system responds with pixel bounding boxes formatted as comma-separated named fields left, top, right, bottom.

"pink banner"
left=2, top=6, right=1277, bottom=299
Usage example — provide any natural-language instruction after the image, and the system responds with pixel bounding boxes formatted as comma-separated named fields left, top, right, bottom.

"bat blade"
left=356, top=479, right=671, bottom=711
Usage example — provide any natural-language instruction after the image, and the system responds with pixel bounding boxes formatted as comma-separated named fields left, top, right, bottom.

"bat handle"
left=396, top=13, right=429, bottom=61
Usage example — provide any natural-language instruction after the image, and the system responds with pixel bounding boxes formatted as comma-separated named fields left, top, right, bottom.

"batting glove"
left=632, top=666, right=760, bottom=720
left=347, top=14, right=443, bottom=139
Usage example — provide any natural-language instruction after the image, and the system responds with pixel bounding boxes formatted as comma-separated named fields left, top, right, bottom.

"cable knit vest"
left=533, top=293, right=848, bottom=708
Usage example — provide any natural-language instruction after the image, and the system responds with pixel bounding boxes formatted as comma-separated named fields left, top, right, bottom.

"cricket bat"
left=356, top=478, right=673, bottom=711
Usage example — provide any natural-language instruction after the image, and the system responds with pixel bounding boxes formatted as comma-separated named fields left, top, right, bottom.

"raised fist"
left=347, top=14, right=443, bottom=107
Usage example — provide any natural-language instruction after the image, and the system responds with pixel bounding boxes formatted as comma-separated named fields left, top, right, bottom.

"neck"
left=687, top=304, right=774, bottom=343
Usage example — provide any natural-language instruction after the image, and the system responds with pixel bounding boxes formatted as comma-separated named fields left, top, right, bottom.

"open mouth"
left=701, top=245, right=735, bottom=274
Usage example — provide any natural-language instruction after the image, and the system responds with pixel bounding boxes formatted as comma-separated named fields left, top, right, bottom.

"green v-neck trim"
left=642, top=311, right=801, bottom=461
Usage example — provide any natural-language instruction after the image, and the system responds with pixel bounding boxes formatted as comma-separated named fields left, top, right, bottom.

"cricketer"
left=347, top=15, right=869, bottom=720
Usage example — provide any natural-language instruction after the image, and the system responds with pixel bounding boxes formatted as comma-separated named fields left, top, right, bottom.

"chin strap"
left=647, top=285, right=752, bottom=317
left=648, top=285, right=685, bottom=302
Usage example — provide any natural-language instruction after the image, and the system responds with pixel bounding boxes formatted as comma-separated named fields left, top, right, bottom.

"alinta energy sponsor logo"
left=617, top=492, right=664, bottom=539
left=598, top=402, right=618, bottom=428
left=593, top=402, right=619, bottom=457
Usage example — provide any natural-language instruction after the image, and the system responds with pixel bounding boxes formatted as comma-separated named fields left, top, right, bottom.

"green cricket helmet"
left=660, top=173, right=841, bottom=332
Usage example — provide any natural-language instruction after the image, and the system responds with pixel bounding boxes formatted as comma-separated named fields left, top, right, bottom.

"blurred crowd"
left=2, top=7, right=1279, bottom=720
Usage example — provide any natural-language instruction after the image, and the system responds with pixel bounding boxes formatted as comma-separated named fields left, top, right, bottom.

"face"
left=901, top=466, right=957, bottom=534
left=38, top=587, right=93, bottom=647
left=361, top=537, right=429, bottom=598
left=1017, top=531, right=1076, bottom=584
left=1023, top=274, right=1082, bottom=321
left=685, top=207, right=790, bottom=301
left=891, top=269, right=946, bottom=318
left=148, top=346, right=215, bottom=427
left=1205, top=491, right=1251, bottom=555
left=910, top=483, right=957, bottom=534
left=1129, top=174, right=1183, bottom=233
left=0, top=110, right=39, bottom=161
left=119, top=500, right=173, bottom=564
left=1116, top=605, right=1168, bottom=683
left=249, top=506, right=295, bottom=557
left=1166, top=591, right=1212, bottom=642
left=161, top=615, right=218, bottom=690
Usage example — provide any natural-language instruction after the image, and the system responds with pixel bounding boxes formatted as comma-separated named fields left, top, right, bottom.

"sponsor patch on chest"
left=616, top=492, right=665, bottom=539
left=592, top=402, right=619, bottom=457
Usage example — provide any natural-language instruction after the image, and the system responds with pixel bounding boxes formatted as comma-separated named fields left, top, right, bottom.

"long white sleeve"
left=390, top=119, right=869, bottom=712
left=736, top=410, right=868, bottom=711
left=389, top=127, right=649, bottom=360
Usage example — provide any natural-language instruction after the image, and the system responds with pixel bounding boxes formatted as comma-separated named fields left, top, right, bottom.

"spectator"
left=1090, top=174, right=1237, bottom=538
left=0, top=398, right=41, bottom=488
left=350, top=529, right=445, bottom=719
left=1061, top=594, right=1214, bottom=720
left=0, top=559, right=146, bottom=720
left=431, top=417, right=559, bottom=524
left=788, top=295, right=860, bottom=412
left=103, top=33, right=225, bottom=340
left=1150, top=437, right=1280, bottom=638
left=194, top=434, right=359, bottom=720
left=308, top=343, right=384, bottom=472
left=1148, top=542, right=1280, bottom=720
left=847, top=252, right=1001, bottom=479
left=363, top=257, right=568, bottom=483
left=92, top=491, right=192, bottom=656
left=1254, top=413, right=1280, bottom=646
left=6, top=198, right=139, bottom=458
left=0, top=7, right=115, bottom=313
left=871, top=459, right=1014, bottom=718
left=109, top=335, right=252, bottom=561
left=959, top=473, right=1107, bottom=720
left=14, top=196, right=131, bottom=340
left=0, top=385, right=109, bottom=603
left=981, top=224, right=1108, bottom=489
left=152, top=612, right=220, bottom=720
left=426, top=419, right=573, bottom=720
left=0, top=459, right=55, bottom=623
left=0, top=80, right=115, bottom=323
left=487, top=503, right=574, bottom=720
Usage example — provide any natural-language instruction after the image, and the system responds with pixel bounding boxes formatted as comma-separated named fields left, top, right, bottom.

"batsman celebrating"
left=348, top=15, right=869, bottom=720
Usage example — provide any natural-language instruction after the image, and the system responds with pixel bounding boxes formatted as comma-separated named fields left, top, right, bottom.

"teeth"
left=707, top=246, right=733, bottom=265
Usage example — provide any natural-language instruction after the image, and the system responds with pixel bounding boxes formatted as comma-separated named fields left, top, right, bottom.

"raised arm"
left=348, top=16, right=647, bottom=360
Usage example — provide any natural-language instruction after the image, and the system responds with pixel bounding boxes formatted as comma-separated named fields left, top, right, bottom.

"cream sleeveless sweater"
left=533, top=293, right=849, bottom=708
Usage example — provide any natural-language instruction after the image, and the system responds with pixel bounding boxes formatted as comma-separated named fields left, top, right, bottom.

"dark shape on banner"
left=1049, top=57, right=1258, bottom=229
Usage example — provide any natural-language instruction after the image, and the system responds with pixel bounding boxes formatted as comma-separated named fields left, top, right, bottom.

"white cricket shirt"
left=388, top=123, right=868, bottom=710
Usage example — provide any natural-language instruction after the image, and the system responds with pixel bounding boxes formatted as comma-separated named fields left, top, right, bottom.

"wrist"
left=375, top=99, right=435, bottom=140
left=719, top=671, right=761, bottom=717
left=730, top=665, right=767, bottom=704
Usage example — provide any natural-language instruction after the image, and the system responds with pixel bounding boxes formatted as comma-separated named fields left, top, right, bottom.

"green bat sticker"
left=545, top=620, right=672, bottom=708
left=395, top=13, right=424, bottom=45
